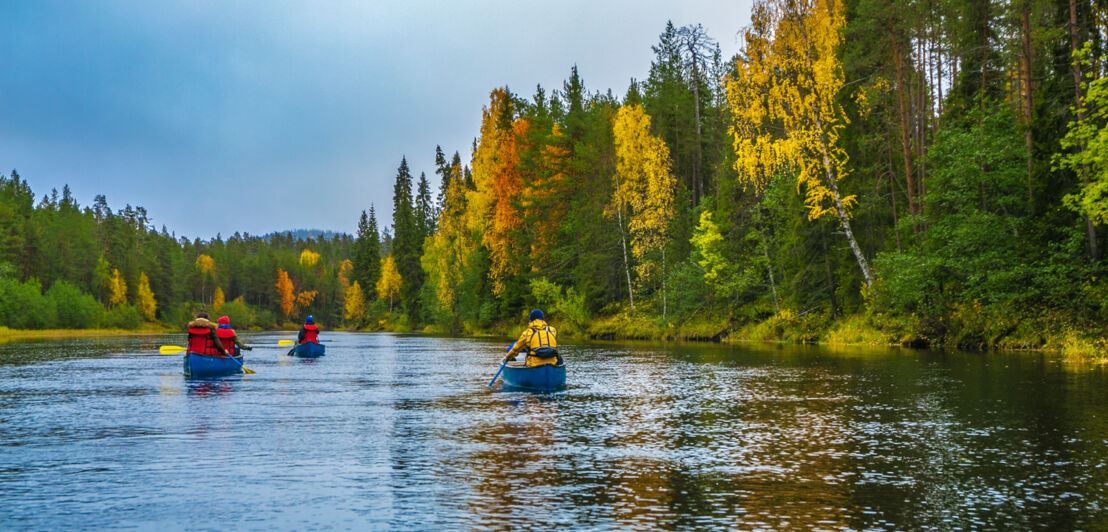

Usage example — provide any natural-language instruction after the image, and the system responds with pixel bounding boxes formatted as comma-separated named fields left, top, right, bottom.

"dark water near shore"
left=0, top=332, right=1105, bottom=530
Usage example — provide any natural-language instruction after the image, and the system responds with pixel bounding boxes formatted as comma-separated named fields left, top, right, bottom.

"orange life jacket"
left=302, top=324, right=319, bottom=344
left=187, top=327, right=223, bottom=357
left=216, top=327, right=237, bottom=355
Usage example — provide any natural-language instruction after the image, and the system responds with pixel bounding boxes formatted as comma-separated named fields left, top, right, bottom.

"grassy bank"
left=0, top=325, right=172, bottom=342
left=341, top=307, right=1108, bottom=364
left=584, top=309, right=1108, bottom=362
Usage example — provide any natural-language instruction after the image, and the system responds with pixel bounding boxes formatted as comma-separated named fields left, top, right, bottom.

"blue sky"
left=0, top=0, right=749, bottom=239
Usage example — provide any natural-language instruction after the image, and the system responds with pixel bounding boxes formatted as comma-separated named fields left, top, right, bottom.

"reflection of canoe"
left=293, top=342, right=325, bottom=357
left=501, top=363, right=566, bottom=391
left=185, top=352, right=244, bottom=377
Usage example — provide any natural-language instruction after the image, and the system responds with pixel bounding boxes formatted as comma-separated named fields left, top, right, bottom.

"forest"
left=3, top=0, right=1108, bottom=352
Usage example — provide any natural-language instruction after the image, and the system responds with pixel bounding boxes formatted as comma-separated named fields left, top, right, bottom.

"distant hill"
left=262, top=229, right=350, bottom=242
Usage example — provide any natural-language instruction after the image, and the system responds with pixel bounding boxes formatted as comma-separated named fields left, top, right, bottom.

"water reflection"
left=0, top=333, right=1105, bottom=529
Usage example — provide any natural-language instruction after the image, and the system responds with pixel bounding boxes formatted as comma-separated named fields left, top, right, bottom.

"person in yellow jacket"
left=504, top=309, right=562, bottom=367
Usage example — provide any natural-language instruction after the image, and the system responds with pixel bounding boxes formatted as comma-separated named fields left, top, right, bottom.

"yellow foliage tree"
left=727, top=0, right=873, bottom=286
left=212, top=286, right=225, bottom=312
left=344, top=281, right=366, bottom=322
left=194, top=254, right=215, bottom=274
left=275, top=268, right=295, bottom=319
left=612, top=104, right=677, bottom=315
left=470, top=88, right=526, bottom=295
left=295, top=290, right=318, bottom=310
left=337, top=258, right=354, bottom=291
left=195, top=254, right=215, bottom=303
left=108, top=268, right=127, bottom=307
left=299, top=249, right=321, bottom=268
left=135, top=272, right=157, bottom=321
left=423, top=157, right=480, bottom=326
left=376, top=255, right=401, bottom=313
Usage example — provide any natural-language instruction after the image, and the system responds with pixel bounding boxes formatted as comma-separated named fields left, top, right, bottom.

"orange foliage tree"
left=471, top=88, right=527, bottom=295
left=275, top=268, right=295, bottom=319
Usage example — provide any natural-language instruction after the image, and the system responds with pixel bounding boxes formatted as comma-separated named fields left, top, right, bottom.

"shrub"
left=102, top=304, right=143, bottom=329
left=0, top=277, right=55, bottom=329
left=47, top=281, right=102, bottom=329
left=217, top=300, right=256, bottom=328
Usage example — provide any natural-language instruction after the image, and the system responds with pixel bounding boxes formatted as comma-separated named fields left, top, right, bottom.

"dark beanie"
left=529, top=309, right=544, bottom=321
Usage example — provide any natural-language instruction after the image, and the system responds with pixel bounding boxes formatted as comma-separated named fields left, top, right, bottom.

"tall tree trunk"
left=1070, top=0, right=1099, bottom=260
left=821, top=228, right=838, bottom=319
left=892, top=32, right=919, bottom=231
left=813, top=116, right=875, bottom=287
left=1020, top=1, right=1035, bottom=208
left=689, top=51, right=704, bottom=205
left=661, top=245, right=667, bottom=320
left=757, top=218, right=780, bottom=315
left=887, top=146, right=903, bottom=252
left=615, top=195, right=634, bottom=313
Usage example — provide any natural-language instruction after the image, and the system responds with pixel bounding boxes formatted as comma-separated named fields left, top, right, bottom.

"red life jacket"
left=187, top=327, right=223, bottom=357
left=302, top=324, right=319, bottom=344
left=216, top=327, right=237, bottom=355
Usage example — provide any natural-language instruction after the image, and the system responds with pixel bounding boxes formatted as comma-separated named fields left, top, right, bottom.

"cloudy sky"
left=1, top=1, right=750, bottom=239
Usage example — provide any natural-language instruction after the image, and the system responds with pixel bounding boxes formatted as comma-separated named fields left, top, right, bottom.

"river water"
left=0, top=332, right=1105, bottom=530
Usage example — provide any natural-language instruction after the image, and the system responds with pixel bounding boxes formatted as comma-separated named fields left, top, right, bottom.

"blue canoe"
left=185, top=352, right=244, bottom=377
left=501, top=363, right=566, bottom=391
left=292, top=342, right=325, bottom=357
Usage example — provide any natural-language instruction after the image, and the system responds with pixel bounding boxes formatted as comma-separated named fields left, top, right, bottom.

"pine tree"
left=391, top=157, right=424, bottom=322
left=416, top=171, right=435, bottom=238
left=353, top=207, right=382, bottom=294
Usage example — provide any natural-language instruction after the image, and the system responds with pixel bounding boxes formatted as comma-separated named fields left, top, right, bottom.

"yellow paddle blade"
left=277, top=340, right=294, bottom=346
left=242, top=366, right=256, bottom=374
left=159, top=345, right=186, bottom=355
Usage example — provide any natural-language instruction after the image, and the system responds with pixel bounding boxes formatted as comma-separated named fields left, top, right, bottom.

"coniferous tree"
left=391, top=157, right=424, bottom=322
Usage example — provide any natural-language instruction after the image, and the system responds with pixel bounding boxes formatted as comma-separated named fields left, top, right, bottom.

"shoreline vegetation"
left=1, top=311, right=1104, bottom=364
left=4, top=7, right=1108, bottom=364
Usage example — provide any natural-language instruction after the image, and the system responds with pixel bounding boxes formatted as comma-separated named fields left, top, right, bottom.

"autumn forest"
left=3, top=0, right=1108, bottom=352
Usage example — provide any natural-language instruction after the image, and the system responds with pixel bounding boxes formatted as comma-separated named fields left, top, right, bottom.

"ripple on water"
left=0, top=333, right=1106, bottom=529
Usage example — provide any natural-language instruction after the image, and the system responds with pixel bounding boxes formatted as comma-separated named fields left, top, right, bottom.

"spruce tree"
left=354, top=207, right=382, bottom=292
left=391, top=157, right=424, bottom=322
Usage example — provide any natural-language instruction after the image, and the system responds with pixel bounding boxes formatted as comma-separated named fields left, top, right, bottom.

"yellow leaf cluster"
left=613, top=104, right=676, bottom=283
left=134, top=272, right=156, bottom=321
left=727, top=0, right=854, bottom=221
left=194, top=254, right=215, bottom=274
left=344, top=281, right=366, bottom=322
left=212, top=286, right=225, bottom=312
left=424, top=158, right=478, bottom=314
left=295, top=290, right=317, bottom=310
left=376, top=255, right=401, bottom=309
left=337, top=259, right=354, bottom=291
left=108, top=268, right=127, bottom=307
left=299, top=249, right=320, bottom=268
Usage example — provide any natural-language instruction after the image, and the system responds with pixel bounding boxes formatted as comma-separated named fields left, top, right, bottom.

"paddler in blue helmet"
left=504, top=309, right=561, bottom=367
left=298, top=315, right=321, bottom=345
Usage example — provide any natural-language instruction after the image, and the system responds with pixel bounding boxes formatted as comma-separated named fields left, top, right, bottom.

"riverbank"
left=588, top=310, right=1108, bottom=362
left=362, top=308, right=1108, bottom=363
left=0, top=325, right=172, bottom=343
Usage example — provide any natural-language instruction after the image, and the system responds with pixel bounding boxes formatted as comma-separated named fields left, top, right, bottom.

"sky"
left=0, top=0, right=750, bottom=240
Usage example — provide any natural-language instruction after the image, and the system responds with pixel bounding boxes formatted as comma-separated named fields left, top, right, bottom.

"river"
left=0, top=332, right=1105, bottom=529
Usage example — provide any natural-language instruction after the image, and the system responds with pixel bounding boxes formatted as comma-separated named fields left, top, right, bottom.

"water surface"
left=1, top=333, right=1105, bottom=529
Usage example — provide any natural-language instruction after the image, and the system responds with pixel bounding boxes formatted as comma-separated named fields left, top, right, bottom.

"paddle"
left=488, top=342, right=516, bottom=388
left=224, top=349, right=256, bottom=375
left=278, top=339, right=332, bottom=346
left=159, top=345, right=255, bottom=374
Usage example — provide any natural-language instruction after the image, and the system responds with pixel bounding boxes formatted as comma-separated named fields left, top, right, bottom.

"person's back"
left=505, top=309, right=559, bottom=367
left=187, top=310, right=228, bottom=357
left=215, top=316, right=251, bottom=355
left=298, top=315, right=320, bottom=344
